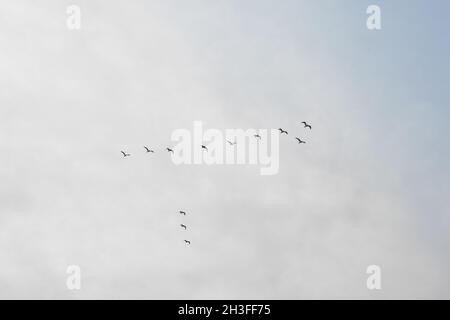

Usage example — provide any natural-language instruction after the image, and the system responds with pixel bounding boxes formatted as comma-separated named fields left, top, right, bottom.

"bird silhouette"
left=226, top=139, right=237, bottom=146
left=295, top=137, right=306, bottom=144
left=278, top=128, right=288, bottom=135
left=254, top=134, right=262, bottom=140
left=180, top=224, right=187, bottom=230
left=301, top=122, right=312, bottom=130
left=144, top=146, right=154, bottom=153
left=179, top=211, right=186, bottom=215
left=201, top=145, right=208, bottom=151
left=166, top=147, right=174, bottom=153
left=121, top=151, right=131, bottom=157
left=184, top=240, right=191, bottom=245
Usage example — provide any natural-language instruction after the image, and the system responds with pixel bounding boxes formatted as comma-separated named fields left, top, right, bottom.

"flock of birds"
left=275, top=121, right=311, bottom=144
left=120, top=121, right=312, bottom=159
left=178, top=210, right=190, bottom=245
left=120, top=121, right=313, bottom=245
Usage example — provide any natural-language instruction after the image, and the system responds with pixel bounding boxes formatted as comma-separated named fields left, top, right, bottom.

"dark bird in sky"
left=180, top=224, right=187, bottom=230
left=144, top=146, right=154, bottom=153
left=296, top=137, right=306, bottom=144
left=201, top=145, right=208, bottom=151
left=254, top=134, right=262, bottom=140
left=121, top=151, right=131, bottom=157
left=226, top=139, right=237, bottom=146
left=278, top=128, right=288, bottom=135
left=184, top=240, right=191, bottom=245
left=166, top=147, right=174, bottom=153
left=179, top=211, right=186, bottom=215
left=301, top=122, right=312, bottom=130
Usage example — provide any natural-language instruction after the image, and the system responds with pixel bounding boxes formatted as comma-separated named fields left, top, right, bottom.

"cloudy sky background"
left=1, top=0, right=449, bottom=299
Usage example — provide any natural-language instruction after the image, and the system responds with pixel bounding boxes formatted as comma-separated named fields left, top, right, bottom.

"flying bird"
left=184, top=240, right=191, bottom=245
left=180, top=224, right=187, bottom=230
left=226, top=139, right=237, bottom=146
left=278, top=128, right=288, bottom=135
left=179, top=211, right=186, bottom=215
left=144, top=146, right=154, bottom=153
left=254, top=134, right=262, bottom=140
left=166, top=147, right=174, bottom=153
left=121, top=151, right=131, bottom=157
left=201, top=145, right=208, bottom=151
left=295, top=137, right=306, bottom=144
left=301, top=122, right=312, bottom=130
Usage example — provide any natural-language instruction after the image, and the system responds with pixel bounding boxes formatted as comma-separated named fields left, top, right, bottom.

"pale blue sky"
left=0, top=1, right=449, bottom=299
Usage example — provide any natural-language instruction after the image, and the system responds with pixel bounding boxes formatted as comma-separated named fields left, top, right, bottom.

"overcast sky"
left=1, top=0, right=449, bottom=299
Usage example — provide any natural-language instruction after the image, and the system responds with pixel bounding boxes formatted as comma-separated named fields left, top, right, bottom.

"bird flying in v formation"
left=119, top=119, right=315, bottom=248
left=121, top=119, right=313, bottom=159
